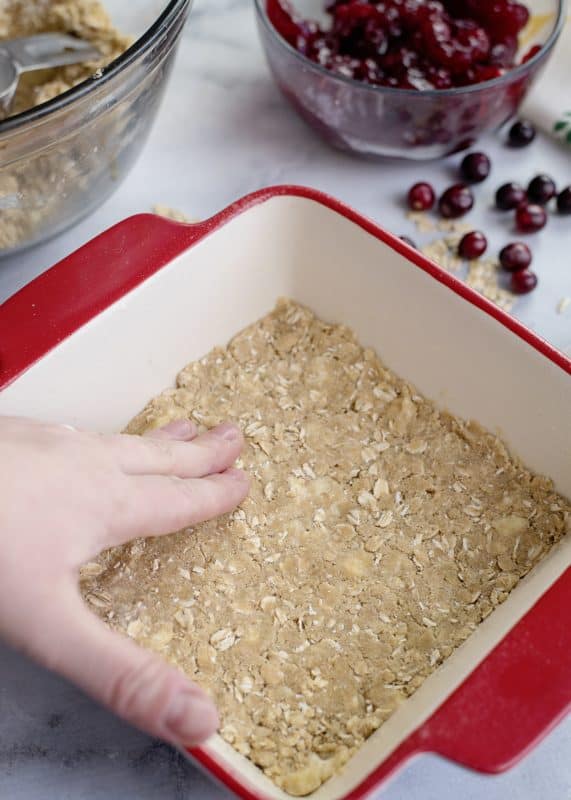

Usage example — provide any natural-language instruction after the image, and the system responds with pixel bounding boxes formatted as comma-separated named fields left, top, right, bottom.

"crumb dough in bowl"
left=0, top=0, right=132, bottom=116
left=0, top=0, right=191, bottom=255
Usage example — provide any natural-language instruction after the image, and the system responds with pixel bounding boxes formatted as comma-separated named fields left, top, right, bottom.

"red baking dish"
left=0, top=186, right=569, bottom=800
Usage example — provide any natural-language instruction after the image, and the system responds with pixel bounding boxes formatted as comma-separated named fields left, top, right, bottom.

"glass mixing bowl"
left=0, top=0, right=191, bottom=256
left=255, top=0, right=565, bottom=160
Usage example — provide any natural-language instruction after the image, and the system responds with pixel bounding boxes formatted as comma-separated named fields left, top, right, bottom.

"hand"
left=0, top=415, right=249, bottom=747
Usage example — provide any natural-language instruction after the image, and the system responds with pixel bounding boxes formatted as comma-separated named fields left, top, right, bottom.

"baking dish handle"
left=0, top=214, right=208, bottom=389
left=410, top=566, right=571, bottom=772
left=336, top=567, right=571, bottom=800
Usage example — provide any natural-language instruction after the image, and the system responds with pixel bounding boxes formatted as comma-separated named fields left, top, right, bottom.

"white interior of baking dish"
left=1, top=195, right=569, bottom=800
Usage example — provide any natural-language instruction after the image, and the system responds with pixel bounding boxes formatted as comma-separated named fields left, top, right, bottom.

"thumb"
left=43, top=598, right=218, bottom=747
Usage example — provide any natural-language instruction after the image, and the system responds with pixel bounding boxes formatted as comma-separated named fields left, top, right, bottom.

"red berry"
left=459, top=231, right=487, bottom=259
left=496, top=182, right=526, bottom=211
left=489, top=35, right=517, bottom=67
left=508, top=120, right=536, bottom=147
left=510, top=269, right=538, bottom=294
left=266, top=0, right=318, bottom=47
left=521, top=44, right=542, bottom=63
left=527, top=174, right=556, bottom=205
left=460, top=152, right=491, bottom=183
left=269, top=0, right=540, bottom=91
left=499, top=242, right=532, bottom=272
left=439, top=184, right=474, bottom=218
left=516, top=203, right=547, bottom=233
left=557, top=186, right=571, bottom=215
left=408, top=182, right=436, bottom=211
left=462, top=0, right=529, bottom=37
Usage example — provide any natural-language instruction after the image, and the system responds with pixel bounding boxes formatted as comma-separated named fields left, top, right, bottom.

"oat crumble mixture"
left=81, top=299, right=570, bottom=796
left=0, top=0, right=130, bottom=251
left=0, top=0, right=130, bottom=115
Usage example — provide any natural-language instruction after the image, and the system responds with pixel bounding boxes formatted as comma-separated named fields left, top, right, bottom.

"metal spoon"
left=0, top=33, right=101, bottom=114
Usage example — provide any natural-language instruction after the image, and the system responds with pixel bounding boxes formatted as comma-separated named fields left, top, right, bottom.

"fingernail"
left=211, top=422, right=240, bottom=441
left=165, top=691, right=219, bottom=746
left=160, top=419, right=195, bottom=437
left=224, top=467, right=249, bottom=482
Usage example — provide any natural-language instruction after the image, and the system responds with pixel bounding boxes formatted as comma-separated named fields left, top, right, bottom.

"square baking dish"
left=0, top=186, right=569, bottom=800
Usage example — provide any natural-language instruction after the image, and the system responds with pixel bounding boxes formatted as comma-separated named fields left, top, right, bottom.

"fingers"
left=43, top=600, right=219, bottom=747
left=144, top=419, right=198, bottom=442
left=108, top=468, right=250, bottom=545
left=108, top=423, right=244, bottom=479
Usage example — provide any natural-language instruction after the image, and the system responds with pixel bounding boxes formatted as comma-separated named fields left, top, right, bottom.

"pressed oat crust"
left=81, top=299, right=570, bottom=796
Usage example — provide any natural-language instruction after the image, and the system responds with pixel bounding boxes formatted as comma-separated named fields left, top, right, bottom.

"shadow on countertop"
left=0, top=644, right=231, bottom=800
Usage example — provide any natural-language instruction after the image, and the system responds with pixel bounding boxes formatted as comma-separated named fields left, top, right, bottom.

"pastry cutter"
left=0, top=33, right=101, bottom=114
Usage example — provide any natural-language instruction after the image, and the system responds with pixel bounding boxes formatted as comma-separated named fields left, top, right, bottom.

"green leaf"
left=554, top=121, right=567, bottom=131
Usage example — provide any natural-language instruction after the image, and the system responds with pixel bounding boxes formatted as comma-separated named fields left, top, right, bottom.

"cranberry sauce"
left=266, top=0, right=532, bottom=89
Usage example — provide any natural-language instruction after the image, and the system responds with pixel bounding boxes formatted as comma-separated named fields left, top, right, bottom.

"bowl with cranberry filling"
left=255, top=0, right=565, bottom=158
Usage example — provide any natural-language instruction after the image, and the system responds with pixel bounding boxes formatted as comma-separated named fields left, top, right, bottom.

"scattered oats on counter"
left=81, top=299, right=569, bottom=796
left=464, top=255, right=514, bottom=311
left=436, top=219, right=473, bottom=235
left=406, top=210, right=436, bottom=234
left=407, top=211, right=515, bottom=312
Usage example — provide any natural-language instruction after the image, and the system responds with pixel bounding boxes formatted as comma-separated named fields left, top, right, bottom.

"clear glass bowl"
left=255, top=0, right=565, bottom=160
left=0, top=0, right=191, bottom=256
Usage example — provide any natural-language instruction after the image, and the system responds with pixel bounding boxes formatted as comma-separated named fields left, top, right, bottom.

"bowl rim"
left=254, top=0, right=567, bottom=98
left=0, top=0, right=192, bottom=135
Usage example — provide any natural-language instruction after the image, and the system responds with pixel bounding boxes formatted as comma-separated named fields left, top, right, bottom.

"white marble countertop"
left=0, top=1, right=570, bottom=798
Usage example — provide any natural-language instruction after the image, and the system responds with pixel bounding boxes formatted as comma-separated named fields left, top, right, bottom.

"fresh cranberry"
left=527, top=174, right=557, bottom=206
left=333, top=3, right=388, bottom=59
left=496, top=182, right=526, bottom=211
left=510, top=269, right=538, bottom=294
left=266, top=0, right=319, bottom=47
left=307, top=33, right=338, bottom=65
left=327, top=54, right=361, bottom=78
left=499, top=242, right=532, bottom=272
left=489, top=35, right=517, bottom=67
left=425, top=65, right=453, bottom=88
left=423, top=21, right=490, bottom=76
left=455, top=20, right=491, bottom=61
left=461, top=0, right=530, bottom=38
left=267, top=0, right=534, bottom=89
left=355, top=57, right=384, bottom=83
left=516, top=203, right=547, bottom=233
left=508, top=120, right=536, bottom=147
left=399, top=235, right=418, bottom=249
left=521, top=44, right=542, bottom=63
left=332, top=3, right=376, bottom=38
left=460, top=152, right=491, bottom=183
left=408, top=182, right=436, bottom=211
left=382, top=47, right=419, bottom=74
left=459, top=231, right=487, bottom=259
left=462, top=68, right=498, bottom=88
left=504, top=2, right=530, bottom=34
left=459, top=64, right=503, bottom=84
left=557, top=186, right=571, bottom=215
left=439, top=184, right=474, bottom=218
